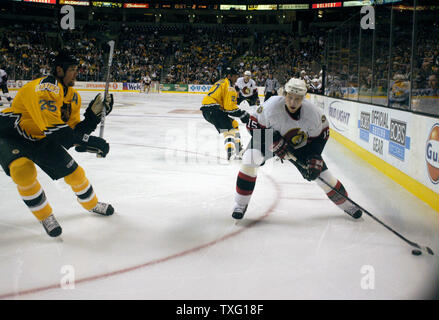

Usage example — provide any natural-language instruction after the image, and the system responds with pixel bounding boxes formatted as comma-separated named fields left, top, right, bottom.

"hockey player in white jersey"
left=235, top=71, right=260, bottom=106
left=0, top=68, right=12, bottom=106
left=232, top=78, right=362, bottom=220
left=141, top=74, right=152, bottom=93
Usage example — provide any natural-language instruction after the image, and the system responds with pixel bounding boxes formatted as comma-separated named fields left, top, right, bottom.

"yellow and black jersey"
left=0, top=75, right=81, bottom=141
left=202, top=78, right=239, bottom=113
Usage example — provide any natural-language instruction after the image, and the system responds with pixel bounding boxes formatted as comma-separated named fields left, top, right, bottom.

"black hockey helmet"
left=51, top=50, right=79, bottom=75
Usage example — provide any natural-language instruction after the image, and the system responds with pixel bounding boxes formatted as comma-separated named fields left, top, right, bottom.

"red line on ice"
left=0, top=146, right=281, bottom=299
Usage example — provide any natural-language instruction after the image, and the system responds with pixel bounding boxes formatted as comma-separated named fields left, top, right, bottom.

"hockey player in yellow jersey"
left=0, top=51, right=115, bottom=237
left=200, top=67, right=250, bottom=160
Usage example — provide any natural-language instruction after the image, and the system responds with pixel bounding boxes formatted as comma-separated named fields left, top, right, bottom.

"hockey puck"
left=411, top=249, right=422, bottom=256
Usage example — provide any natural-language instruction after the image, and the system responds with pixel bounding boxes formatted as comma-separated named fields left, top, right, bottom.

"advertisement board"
left=23, top=0, right=56, bottom=3
left=308, top=93, right=438, bottom=210
left=59, top=0, right=89, bottom=5
left=356, top=104, right=412, bottom=172
left=7, top=80, right=30, bottom=89
left=278, top=4, right=309, bottom=10
left=322, top=97, right=358, bottom=143
left=312, top=2, right=342, bottom=9
left=123, top=82, right=142, bottom=90
left=188, top=84, right=213, bottom=93
left=123, top=3, right=149, bottom=9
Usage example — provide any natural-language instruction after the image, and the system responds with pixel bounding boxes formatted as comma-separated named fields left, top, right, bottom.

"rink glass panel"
left=324, top=1, right=439, bottom=117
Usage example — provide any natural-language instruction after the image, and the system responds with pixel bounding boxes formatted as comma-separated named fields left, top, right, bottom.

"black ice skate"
left=232, top=203, right=248, bottom=220
left=41, top=214, right=62, bottom=237
left=90, top=202, right=115, bottom=216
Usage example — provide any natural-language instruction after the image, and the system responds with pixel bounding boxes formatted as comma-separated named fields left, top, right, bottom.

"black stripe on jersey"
left=43, top=124, right=70, bottom=136
left=226, top=109, right=245, bottom=117
left=23, top=191, right=47, bottom=209
left=0, top=112, right=38, bottom=141
left=40, top=75, right=57, bottom=85
left=77, top=186, right=94, bottom=200
left=224, top=137, right=234, bottom=144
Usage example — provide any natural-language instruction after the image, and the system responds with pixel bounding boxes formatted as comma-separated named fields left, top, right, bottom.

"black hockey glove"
left=303, top=154, right=324, bottom=181
left=78, top=93, right=114, bottom=133
left=74, top=134, right=109, bottom=158
left=240, top=111, right=250, bottom=125
left=270, top=131, right=290, bottom=160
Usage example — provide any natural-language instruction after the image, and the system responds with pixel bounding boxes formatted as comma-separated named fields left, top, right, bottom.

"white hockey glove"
left=87, top=93, right=114, bottom=118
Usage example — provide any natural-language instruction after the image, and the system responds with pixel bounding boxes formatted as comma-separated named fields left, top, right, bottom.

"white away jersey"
left=235, top=77, right=257, bottom=97
left=249, top=95, right=329, bottom=150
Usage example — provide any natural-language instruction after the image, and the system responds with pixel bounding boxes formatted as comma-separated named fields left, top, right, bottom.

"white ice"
left=0, top=92, right=438, bottom=300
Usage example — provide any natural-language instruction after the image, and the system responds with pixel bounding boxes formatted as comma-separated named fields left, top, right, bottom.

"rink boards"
left=308, top=94, right=439, bottom=212
left=6, top=80, right=439, bottom=212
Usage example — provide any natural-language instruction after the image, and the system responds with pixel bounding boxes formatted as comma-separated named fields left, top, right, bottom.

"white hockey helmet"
left=284, top=78, right=307, bottom=96
left=244, top=70, right=251, bottom=76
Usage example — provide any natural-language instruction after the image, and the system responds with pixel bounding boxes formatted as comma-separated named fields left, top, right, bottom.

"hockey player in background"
left=300, top=70, right=311, bottom=89
left=0, top=51, right=114, bottom=237
left=141, top=74, right=151, bottom=94
left=235, top=70, right=260, bottom=107
left=232, top=78, right=362, bottom=220
left=200, top=67, right=250, bottom=160
left=0, top=68, right=12, bottom=106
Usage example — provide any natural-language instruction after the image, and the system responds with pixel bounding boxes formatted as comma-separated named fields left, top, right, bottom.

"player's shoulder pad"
left=261, top=95, right=284, bottom=116
left=36, top=76, right=60, bottom=95
left=302, top=99, right=324, bottom=122
left=68, top=87, right=81, bottom=104
left=40, top=75, right=57, bottom=85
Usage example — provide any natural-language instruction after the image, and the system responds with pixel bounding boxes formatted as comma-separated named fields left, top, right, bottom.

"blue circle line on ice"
left=0, top=144, right=281, bottom=299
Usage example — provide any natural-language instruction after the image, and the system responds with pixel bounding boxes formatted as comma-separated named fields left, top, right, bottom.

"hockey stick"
left=287, top=155, right=434, bottom=256
left=97, top=40, right=115, bottom=157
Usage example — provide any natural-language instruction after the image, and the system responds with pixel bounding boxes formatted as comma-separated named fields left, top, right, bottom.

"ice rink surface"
left=0, top=91, right=438, bottom=300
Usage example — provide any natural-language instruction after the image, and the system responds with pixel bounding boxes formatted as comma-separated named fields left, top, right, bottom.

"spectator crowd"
left=0, top=20, right=323, bottom=90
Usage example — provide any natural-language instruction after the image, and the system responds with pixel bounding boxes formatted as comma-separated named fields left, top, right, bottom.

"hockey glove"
left=303, top=155, right=324, bottom=181
left=87, top=93, right=114, bottom=118
left=255, top=98, right=260, bottom=106
left=74, top=134, right=109, bottom=158
left=240, top=111, right=250, bottom=126
left=270, top=131, right=291, bottom=159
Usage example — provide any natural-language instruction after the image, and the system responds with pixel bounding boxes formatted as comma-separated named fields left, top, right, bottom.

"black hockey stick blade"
left=286, top=156, right=435, bottom=256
